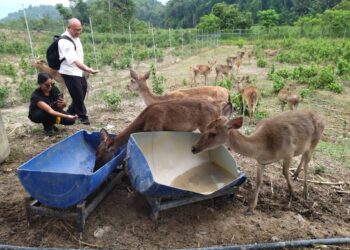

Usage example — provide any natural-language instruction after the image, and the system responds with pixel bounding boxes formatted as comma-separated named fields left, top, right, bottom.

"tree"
left=197, top=13, right=220, bottom=32
left=258, top=9, right=279, bottom=28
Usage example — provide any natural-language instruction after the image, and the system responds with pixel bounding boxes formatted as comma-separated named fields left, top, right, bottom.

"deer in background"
left=246, top=50, right=253, bottom=64
left=234, top=76, right=260, bottom=121
left=215, top=63, right=233, bottom=81
left=191, top=60, right=216, bottom=85
left=278, top=81, right=302, bottom=111
left=234, top=51, right=245, bottom=74
left=264, top=49, right=278, bottom=57
left=94, top=98, right=222, bottom=171
left=129, top=69, right=232, bottom=117
left=191, top=110, right=325, bottom=214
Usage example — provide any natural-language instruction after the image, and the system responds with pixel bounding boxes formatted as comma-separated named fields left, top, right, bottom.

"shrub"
left=231, top=92, right=242, bottom=113
left=299, top=88, right=312, bottom=99
left=102, top=92, right=122, bottom=110
left=337, top=59, right=350, bottom=76
left=0, top=63, right=16, bottom=77
left=312, top=65, right=336, bottom=89
left=216, top=79, right=233, bottom=90
left=0, top=85, right=9, bottom=107
left=267, top=64, right=275, bottom=80
left=292, top=64, right=318, bottom=83
left=326, top=82, right=344, bottom=93
left=18, top=79, right=36, bottom=102
left=271, top=74, right=285, bottom=93
left=151, top=64, right=165, bottom=95
left=257, top=58, right=266, bottom=68
left=19, top=55, right=36, bottom=75
left=274, top=68, right=290, bottom=79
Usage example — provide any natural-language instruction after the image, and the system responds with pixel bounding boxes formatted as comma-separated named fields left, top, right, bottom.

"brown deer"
left=192, top=60, right=216, bottom=85
left=226, top=56, right=237, bottom=66
left=129, top=69, right=232, bottom=117
left=234, top=76, right=260, bottom=121
left=94, top=98, right=221, bottom=171
left=247, top=50, right=253, bottom=64
left=31, top=59, right=90, bottom=93
left=215, top=63, right=234, bottom=81
left=264, top=49, right=278, bottom=57
left=191, top=110, right=325, bottom=214
left=278, top=81, right=302, bottom=111
left=235, top=51, right=245, bottom=74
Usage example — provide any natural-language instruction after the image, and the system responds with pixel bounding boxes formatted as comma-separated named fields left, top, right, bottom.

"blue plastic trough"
left=127, top=132, right=246, bottom=198
left=17, top=130, right=126, bottom=208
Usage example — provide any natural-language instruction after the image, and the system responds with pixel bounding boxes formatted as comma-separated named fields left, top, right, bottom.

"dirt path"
left=1, top=46, right=350, bottom=249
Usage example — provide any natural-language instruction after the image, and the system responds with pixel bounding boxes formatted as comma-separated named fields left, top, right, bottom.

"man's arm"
left=74, top=60, right=99, bottom=74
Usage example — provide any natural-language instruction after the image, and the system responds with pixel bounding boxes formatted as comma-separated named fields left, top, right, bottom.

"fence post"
left=151, top=25, right=157, bottom=68
left=128, top=23, right=134, bottom=70
left=22, top=4, right=35, bottom=61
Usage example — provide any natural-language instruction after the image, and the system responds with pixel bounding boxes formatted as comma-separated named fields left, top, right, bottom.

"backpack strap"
left=59, top=35, right=76, bottom=51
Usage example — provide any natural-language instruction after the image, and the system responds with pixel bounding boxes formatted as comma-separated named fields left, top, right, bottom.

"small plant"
left=271, top=74, right=285, bottom=93
left=216, top=79, right=233, bottom=90
left=314, top=165, right=326, bottom=175
left=102, top=92, right=122, bottom=110
left=311, top=65, right=336, bottom=89
left=19, top=55, right=35, bottom=75
left=182, top=79, right=188, bottom=86
left=0, top=63, right=16, bottom=77
left=18, top=78, right=36, bottom=102
left=150, top=64, right=165, bottom=95
left=231, top=92, right=242, bottom=113
left=257, top=58, right=266, bottom=68
left=299, top=88, right=312, bottom=99
left=326, top=82, right=344, bottom=93
left=0, top=85, right=9, bottom=107
left=337, top=59, right=350, bottom=76
left=274, top=68, right=290, bottom=79
left=268, top=64, right=275, bottom=80
left=254, top=110, right=268, bottom=120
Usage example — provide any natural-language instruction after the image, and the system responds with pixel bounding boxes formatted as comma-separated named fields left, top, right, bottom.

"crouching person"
left=28, top=72, right=78, bottom=136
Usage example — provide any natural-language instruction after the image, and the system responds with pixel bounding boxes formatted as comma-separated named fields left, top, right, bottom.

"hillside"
left=0, top=5, right=61, bottom=22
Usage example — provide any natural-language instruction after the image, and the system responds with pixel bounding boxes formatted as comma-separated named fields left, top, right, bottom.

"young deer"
left=215, top=63, right=233, bottom=81
left=234, top=76, right=260, bottom=121
left=235, top=51, right=245, bottom=74
left=278, top=81, right=302, bottom=111
left=192, top=60, right=216, bottom=85
left=129, top=69, right=232, bottom=117
left=191, top=110, right=325, bottom=214
left=94, top=98, right=221, bottom=171
left=226, top=56, right=237, bottom=66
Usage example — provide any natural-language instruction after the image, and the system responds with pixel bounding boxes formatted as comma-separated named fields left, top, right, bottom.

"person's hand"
left=86, top=67, right=99, bottom=74
left=57, top=98, right=66, bottom=109
left=67, top=114, right=78, bottom=120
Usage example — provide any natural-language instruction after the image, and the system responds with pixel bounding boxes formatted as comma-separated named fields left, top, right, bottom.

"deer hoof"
left=244, top=209, right=254, bottom=216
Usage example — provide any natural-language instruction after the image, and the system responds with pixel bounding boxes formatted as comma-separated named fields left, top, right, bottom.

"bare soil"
left=1, top=46, right=350, bottom=249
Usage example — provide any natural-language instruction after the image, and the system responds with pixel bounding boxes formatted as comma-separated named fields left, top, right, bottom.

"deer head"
left=94, top=128, right=117, bottom=172
left=191, top=116, right=243, bottom=154
left=128, top=69, right=150, bottom=92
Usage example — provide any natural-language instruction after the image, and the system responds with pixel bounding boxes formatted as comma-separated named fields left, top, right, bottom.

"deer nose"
left=191, top=146, right=197, bottom=154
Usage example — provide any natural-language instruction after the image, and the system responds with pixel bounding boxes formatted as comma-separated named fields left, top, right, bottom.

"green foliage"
left=292, top=64, right=318, bottom=83
left=254, top=110, right=268, bottom=120
left=268, top=64, right=275, bottom=80
left=102, top=92, right=122, bottom=110
left=0, top=85, right=9, bottom=107
left=19, top=55, right=36, bottom=75
left=258, top=9, right=279, bottom=29
left=314, top=165, right=326, bottom=175
left=150, top=64, right=165, bottom=95
left=312, top=65, right=336, bottom=89
left=257, top=58, right=266, bottom=68
left=0, top=63, right=16, bottom=77
left=326, top=82, right=344, bottom=93
left=299, top=88, right=312, bottom=99
left=337, top=59, right=350, bottom=76
left=197, top=14, right=220, bottom=32
left=230, top=92, right=242, bottom=112
left=274, top=68, right=290, bottom=79
left=271, top=74, right=285, bottom=93
left=215, top=79, right=233, bottom=90
left=18, top=79, right=36, bottom=102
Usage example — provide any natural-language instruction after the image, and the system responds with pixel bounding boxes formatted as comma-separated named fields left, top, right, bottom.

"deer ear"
left=130, top=69, right=138, bottom=80
left=100, top=128, right=109, bottom=142
left=227, top=117, right=243, bottom=129
left=144, top=71, right=150, bottom=80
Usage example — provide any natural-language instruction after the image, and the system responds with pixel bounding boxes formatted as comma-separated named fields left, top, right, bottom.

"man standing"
left=58, top=17, right=98, bottom=125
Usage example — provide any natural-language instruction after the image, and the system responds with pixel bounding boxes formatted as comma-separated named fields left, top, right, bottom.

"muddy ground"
left=1, top=46, right=350, bottom=249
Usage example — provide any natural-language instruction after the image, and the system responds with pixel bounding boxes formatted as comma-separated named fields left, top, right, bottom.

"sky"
left=0, top=0, right=169, bottom=20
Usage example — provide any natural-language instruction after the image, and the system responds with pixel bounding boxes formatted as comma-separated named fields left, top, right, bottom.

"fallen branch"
left=296, top=178, right=345, bottom=186
left=336, top=190, right=350, bottom=194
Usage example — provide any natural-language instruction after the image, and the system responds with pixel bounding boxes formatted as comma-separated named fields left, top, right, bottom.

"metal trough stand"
left=24, top=170, right=125, bottom=232
left=146, top=186, right=239, bottom=220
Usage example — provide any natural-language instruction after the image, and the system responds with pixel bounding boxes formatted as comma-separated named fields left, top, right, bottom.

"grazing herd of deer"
left=31, top=47, right=324, bottom=214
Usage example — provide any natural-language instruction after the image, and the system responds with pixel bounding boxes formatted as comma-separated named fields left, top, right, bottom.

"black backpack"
left=46, top=35, right=76, bottom=70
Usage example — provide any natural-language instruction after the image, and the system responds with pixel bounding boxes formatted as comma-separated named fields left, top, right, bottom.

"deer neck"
left=138, top=84, right=169, bottom=106
left=227, top=129, right=261, bottom=158
left=110, top=113, right=144, bottom=152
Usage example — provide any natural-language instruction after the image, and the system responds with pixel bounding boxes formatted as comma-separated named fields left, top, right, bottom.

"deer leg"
left=204, top=74, right=208, bottom=85
left=292, top=153, right=307, bottom=180
left=282, top=158, right=294, bottom=198
left=301, top=151, right=312, bottom=200
left=246, top=164, right=265, bottom=214
left=280, top=102, right=285, bottom=112
left=288, top=102, right=294, bottom=110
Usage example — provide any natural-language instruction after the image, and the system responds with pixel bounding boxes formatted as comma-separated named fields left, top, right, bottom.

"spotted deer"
left=129, top=69, right=232, bottom=117
left=191, top=110, right=325, bottom=214
left=215, top=63, right=234, bottom=81
left=234, top=76, right=260, bottom=121
left=94, top=98, right=222, bottom=171
left=191, top=61, right=216, bottom=85
left=278, top=81, right=302, bottom=111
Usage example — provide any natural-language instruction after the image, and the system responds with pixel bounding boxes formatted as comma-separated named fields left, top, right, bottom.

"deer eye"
left=208, top=133, right=216, bottom=138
